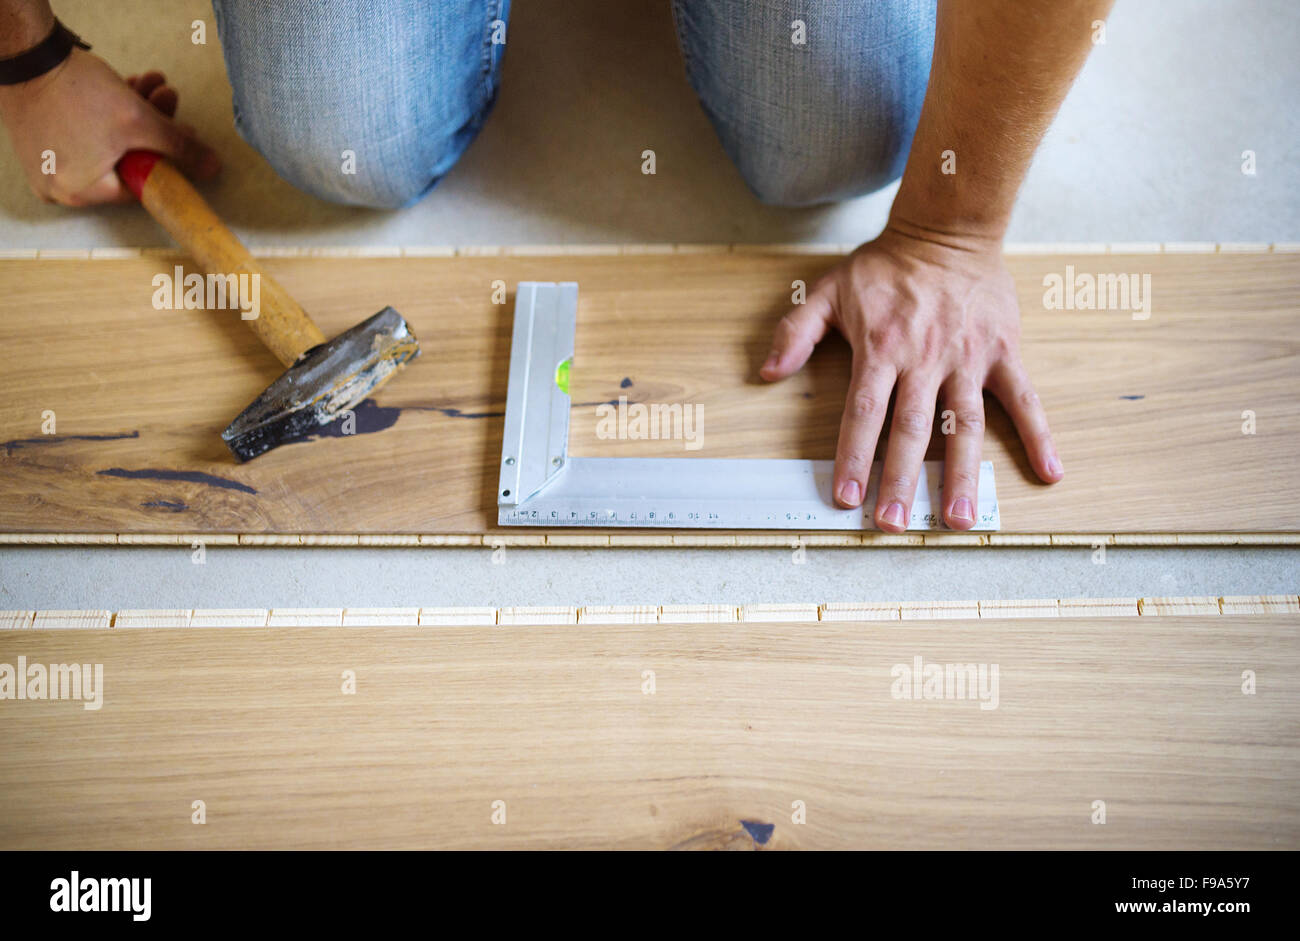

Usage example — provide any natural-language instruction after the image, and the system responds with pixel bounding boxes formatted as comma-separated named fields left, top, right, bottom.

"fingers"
left=988, top=360, right=1064, bottom=483
left=147, top=85, right=179, bottom=118
left=127, top=71, right=169, bottom=99
left=760, top=288, right=833, bottom=381
left=131, top=110, right=222, bottom=181
left=832, top=362, right=896, bottom=509
left=873, top=372, right=941, bottom=532
left=127, top=71, right=176, bottom=115
left=125, top=71, right=210, bottom=176
left=939, top=377, right=985, bottom=530
left=128, top=71, right=166, bottom=98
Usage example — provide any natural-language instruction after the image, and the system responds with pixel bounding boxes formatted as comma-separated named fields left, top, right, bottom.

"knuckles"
left=773, top=315, right=805, bottom=347
left=882, top=474, right=914, bottom=497
left=892, top=407, right=932, bottom=437
left=989, top=334, right=1018, bottom=361
left=835, top=449, right=874, bottom=471
left=845, top=391, right=886, bottom=422
left=37, top=177, right=78, bottom=206
left=948, top=466, right=980, bottom=490
left=859, top=324, right=901, bottom=358
left=952, top=408, right=984, bottom=435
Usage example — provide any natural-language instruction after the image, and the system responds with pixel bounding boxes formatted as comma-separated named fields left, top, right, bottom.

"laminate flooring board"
left=1, top=612, right=1296, bottom=849
left=1, top=252, right=1295, bottom=537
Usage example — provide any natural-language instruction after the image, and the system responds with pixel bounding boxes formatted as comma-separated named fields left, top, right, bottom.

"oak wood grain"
left=1, top=251, right=1296, bottom=535
left=0, top=614, right=1295, bottom=849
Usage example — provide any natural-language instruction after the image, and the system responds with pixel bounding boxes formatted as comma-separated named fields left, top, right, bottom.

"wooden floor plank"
left=0, top=614, right=1295, bottom=849
left=1, top=252, right=1297, bottom=536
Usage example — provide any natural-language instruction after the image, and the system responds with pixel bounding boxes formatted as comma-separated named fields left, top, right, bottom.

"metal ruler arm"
left=500, top=457, right=998, bottom=530
left=496, top=282, right=999, bottom=531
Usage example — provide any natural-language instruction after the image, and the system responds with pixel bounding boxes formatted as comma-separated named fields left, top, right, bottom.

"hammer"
left=116, top=150, right=420, bottom=461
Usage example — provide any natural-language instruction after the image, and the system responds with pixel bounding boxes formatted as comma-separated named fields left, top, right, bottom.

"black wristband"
left=0, top=19, right=90, bottom=86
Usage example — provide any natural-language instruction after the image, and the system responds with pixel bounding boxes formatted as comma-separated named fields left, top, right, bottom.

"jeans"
left=211, top=1, right=935, bottom=210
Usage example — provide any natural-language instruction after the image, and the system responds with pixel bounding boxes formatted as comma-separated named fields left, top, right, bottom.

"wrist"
left=889, top=158, right=1016, bottom=248
left=0, top=16, right=89, bottom=91
left=881, top=214, right=1005, bottom=260
left=888, top=185, right=1010, bottom=238
left=0, top=47, right=59, bottom=114
left=0, top=2, right=55, bottom=57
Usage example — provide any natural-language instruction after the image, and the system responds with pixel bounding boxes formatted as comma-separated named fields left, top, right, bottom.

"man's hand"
left=761, top=222, right=1062, bottom=532
left=760, top=0, right=1111, bottom=531
left=0, top=46, right=219, bottom=205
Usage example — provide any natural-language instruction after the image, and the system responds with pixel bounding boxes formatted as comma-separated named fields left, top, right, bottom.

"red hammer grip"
left=115, top=149, right=162, bottom=200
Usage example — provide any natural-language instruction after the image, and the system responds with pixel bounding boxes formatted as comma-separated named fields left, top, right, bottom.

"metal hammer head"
left=222, top=306, right=420, bottom=461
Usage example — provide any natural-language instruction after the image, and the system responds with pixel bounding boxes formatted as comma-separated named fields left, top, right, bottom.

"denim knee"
left=672, top=0, right=936, bottom=207
left=229, top=98, right=476, bottom=210
left=212, top=0, right=509, bottom=209
left=738, top=143, right=913, bottom=209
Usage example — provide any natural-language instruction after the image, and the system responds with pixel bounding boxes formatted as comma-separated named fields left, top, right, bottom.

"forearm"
left=0, top=0, right=54, bottom=57
left=891, top=0, right=1113, bottom=243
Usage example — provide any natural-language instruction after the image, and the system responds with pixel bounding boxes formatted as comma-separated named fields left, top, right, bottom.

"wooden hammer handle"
left=117, top=150, right=326, bottom=367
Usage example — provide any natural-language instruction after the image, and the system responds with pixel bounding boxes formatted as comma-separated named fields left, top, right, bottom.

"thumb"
left=130, top=108, right=221, bottom=182
left=759, top=288, right=834, bottom=381
left=71, top=169, right=138, bottom=206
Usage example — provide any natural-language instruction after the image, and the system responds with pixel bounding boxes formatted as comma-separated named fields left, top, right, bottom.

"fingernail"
left=1047, top=454, right=1063, bottom=477
left=881, top=502, right=906, bottom=529
left=951, top=497, right=973, bottom=522
left=839, top=480, right=861, bottom=507
left=762, top=351, right=779, bottom=372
